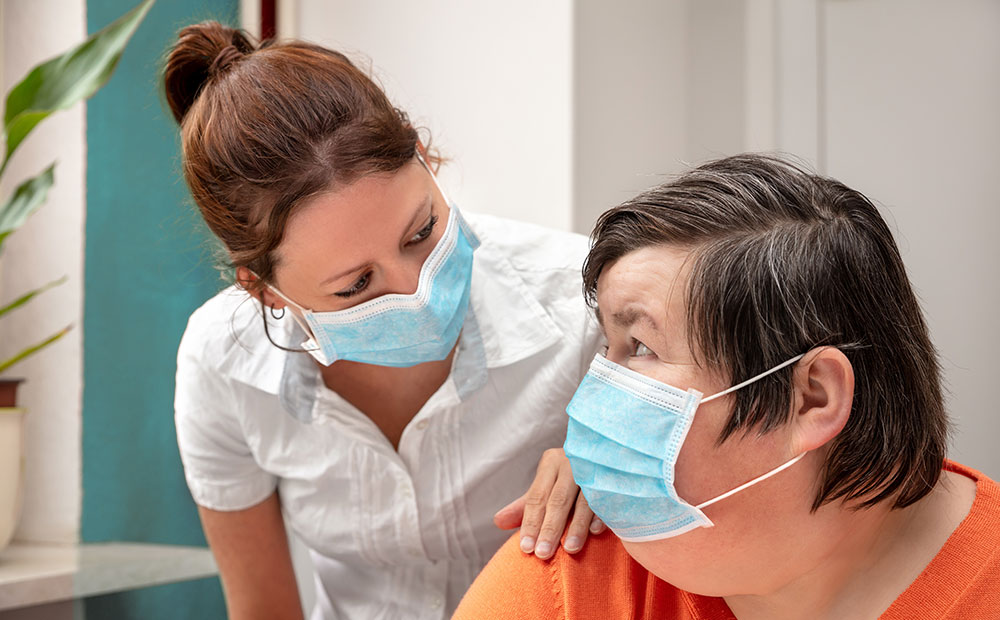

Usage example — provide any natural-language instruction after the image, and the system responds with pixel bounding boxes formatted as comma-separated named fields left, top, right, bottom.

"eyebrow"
left=595, top=305, right=658, bottom=331
left=319, top=194, right=433, bottom=287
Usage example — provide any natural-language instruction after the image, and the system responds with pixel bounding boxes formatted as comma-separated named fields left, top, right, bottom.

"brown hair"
left=163, top=21, right=435, bottom=294
left=583, top=153, right=947, bottom=511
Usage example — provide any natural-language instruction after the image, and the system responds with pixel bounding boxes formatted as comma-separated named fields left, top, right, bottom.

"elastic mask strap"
left=265, top=283, right=301, bottom=312
left=695, top=452, right=807, bottom=510
left=701, top=353, right=806, bottom=403
left=249, top=271, right=318, bottom=346
left=416, top=150, right=452, bottom=206
left=416, top=150, right=479, bottom=250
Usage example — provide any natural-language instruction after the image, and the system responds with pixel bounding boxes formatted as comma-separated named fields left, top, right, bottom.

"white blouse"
left=174, top=212, right=604, bottom=619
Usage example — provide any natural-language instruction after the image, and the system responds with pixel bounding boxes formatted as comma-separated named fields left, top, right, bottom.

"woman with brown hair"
left=165, top=22, right=604, bottom=620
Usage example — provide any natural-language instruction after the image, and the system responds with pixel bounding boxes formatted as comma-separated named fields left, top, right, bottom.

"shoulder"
left=464, top=211, right=591, bottom=275
left=949, top=462, right=1000, bottom=564
left=178, top=285, right=275, bottom=368
left=454, top=530, right=648, bottom=620
left=929, top=464, right=1000, bottom=618
left=464, top=211, right=594, bottom=319
left=943, top=460, right=1000, bottom=535
left=176, top=284, right=291, bottom=398
left=885, top=462, right=1000, bottom=619
left=453, top=532, right=563, bottom=620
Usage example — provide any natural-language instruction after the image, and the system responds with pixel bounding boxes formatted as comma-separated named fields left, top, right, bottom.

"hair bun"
left=164, top=21, right=255, bottom=124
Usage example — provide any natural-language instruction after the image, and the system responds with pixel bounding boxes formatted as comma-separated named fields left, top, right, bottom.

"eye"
left=407, top=214, right=439, bottom=245
left=631, top=339, right=654, bottom=358
left=334, top=271, right=372, bottom=298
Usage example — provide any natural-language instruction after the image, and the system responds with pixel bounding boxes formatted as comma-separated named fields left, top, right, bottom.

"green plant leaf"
left=0, top=276, right=67, bottom=319
left=0, top=325, right=72, bottom=374
left=0, top=164, right=55, bottom=255
left=1, top=0, right=154, bottom=175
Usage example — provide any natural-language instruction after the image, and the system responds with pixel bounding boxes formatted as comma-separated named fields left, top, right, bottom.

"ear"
left=789, top=347, right=854, bottom=454
left=235, top=266, right=286, bottom=310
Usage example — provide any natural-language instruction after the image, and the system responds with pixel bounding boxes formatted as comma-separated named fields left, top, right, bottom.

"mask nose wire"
left=701, top=353, right=806, bottom=403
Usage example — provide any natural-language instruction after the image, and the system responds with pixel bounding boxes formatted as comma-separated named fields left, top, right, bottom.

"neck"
left=724, top=470, right=975, bottom=620
left=725, top=505, right=899, bottom=620
left=318, top=348, right=455, bottom=449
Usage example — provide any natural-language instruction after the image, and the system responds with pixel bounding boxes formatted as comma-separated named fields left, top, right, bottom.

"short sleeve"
left=453, top=533, right=564, bottom=620
left=174, top=333, right=277, bottom=512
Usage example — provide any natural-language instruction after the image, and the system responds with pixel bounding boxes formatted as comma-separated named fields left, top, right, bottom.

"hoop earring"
left=270, top=305, right=286, bottom=320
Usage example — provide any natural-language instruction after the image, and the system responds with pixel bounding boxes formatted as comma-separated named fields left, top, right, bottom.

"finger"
left=517, top=464, right=559, bottom=554
left=590, top=515, right=606, bottom=534
left=562, top=493, right=595, bottom=554
left=493, top=496, right=525, bottom=530
left=532, top=464, right=578, bottom=560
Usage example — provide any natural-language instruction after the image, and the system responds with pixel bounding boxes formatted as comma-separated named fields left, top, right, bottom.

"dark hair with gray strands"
left=583, top=153, right=947, bottom=511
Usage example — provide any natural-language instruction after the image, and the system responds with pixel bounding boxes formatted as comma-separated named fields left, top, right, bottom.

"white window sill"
left=0, top=542, right=218, bottom=612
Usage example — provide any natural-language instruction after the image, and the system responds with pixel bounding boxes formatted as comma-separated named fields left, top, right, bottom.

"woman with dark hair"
left=165, top=23, right=605, bottom=619
left=454, top=154, right=1000, bottom=620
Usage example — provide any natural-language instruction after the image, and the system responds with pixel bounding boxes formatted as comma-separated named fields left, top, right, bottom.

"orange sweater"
left=453, top=462, right=1000, bottom=620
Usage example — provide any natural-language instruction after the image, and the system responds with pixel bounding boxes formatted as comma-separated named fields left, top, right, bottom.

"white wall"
left=573, top=0, right=689, bottom=234
left=0, top=0, right=85, bottom=544
left=686, top=0, right=747, bottom=162
left=293, top=0, right=575, bottom=231
left=574, top=0, right=755, bottom=234
left=685, top=0, right=1000, bottom=480
left=822, top=0, right=1000, bottom=478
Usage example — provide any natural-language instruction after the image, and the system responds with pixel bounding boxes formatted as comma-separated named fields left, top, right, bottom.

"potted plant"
left=0, top=0, right=154, bottom=552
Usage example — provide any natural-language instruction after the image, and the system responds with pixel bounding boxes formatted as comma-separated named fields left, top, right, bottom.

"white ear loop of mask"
left=693, top=352, right=808, bottom=510
left=701, top=353, right=806, bottom=403
left=695, top=452, right=807, bottom=510
left=415, top=149, right=452, bottom=207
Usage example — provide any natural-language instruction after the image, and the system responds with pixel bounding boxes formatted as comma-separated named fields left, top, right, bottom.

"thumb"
left=493, top=495, right=526, bottom=530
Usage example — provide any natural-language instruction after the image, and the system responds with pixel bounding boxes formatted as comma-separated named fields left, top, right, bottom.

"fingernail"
left=520, top=536, right=535, bottom=553
left=535, top=541, right=553, bottom=558
left=563, top=536, right=582, bottom=553
left=590, top=520, right=604, bottom=534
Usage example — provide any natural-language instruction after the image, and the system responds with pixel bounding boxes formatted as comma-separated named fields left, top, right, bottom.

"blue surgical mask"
left=564, top=353, right=806, bottom=542
left=268, top=165, right=480, bottom=367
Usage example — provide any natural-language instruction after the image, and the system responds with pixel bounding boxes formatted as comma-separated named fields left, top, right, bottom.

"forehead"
left=595, top=244, right=693, bottom=326
left=277, top=160, right=430, bottom=269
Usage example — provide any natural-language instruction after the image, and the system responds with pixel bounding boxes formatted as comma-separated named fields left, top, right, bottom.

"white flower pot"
left=0, top=407, right=26, bottom=552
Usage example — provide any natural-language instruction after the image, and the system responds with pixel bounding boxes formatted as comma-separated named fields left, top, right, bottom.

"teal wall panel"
left=83, top=0, right=238, bottom=618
